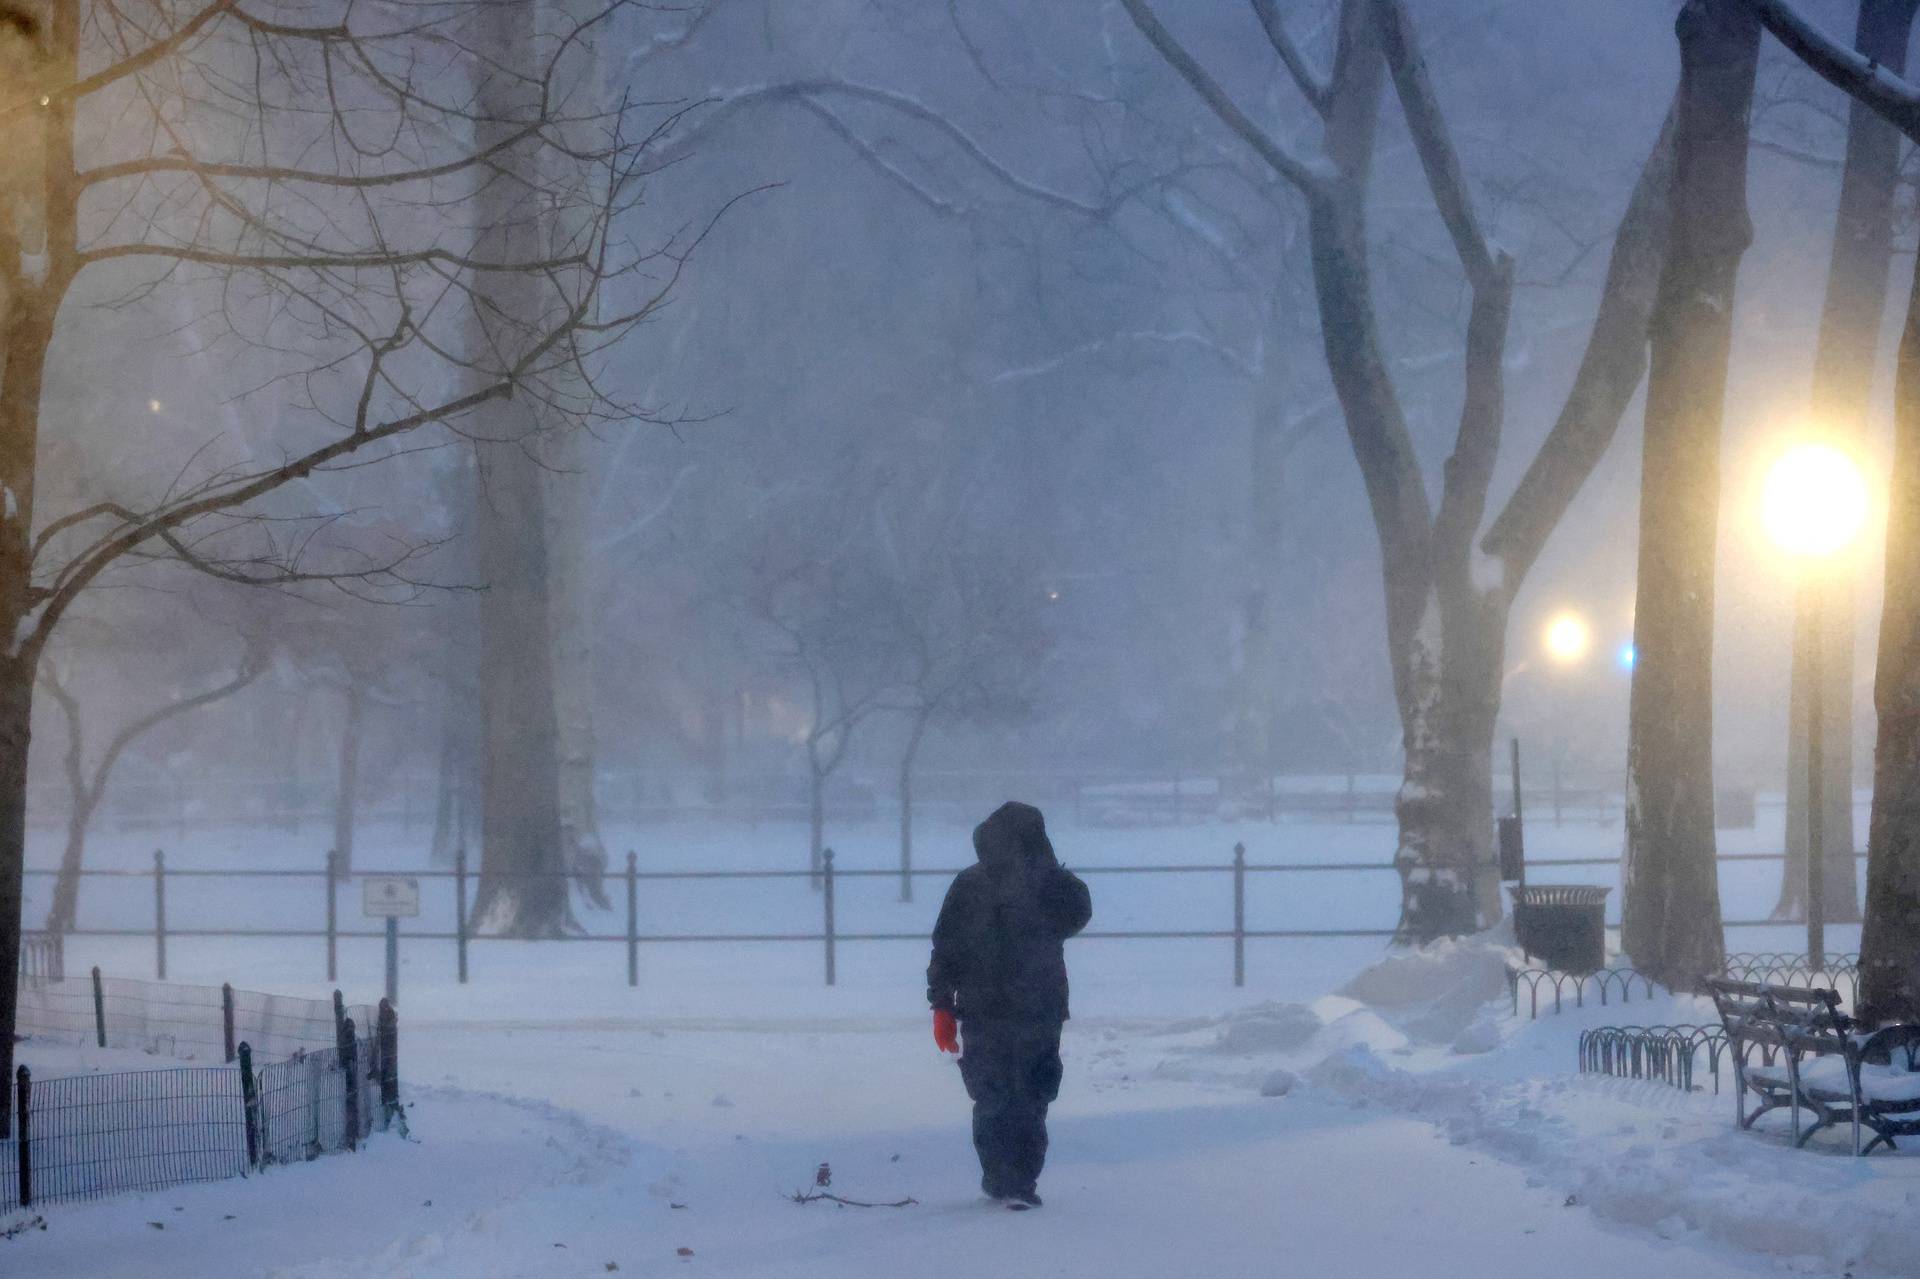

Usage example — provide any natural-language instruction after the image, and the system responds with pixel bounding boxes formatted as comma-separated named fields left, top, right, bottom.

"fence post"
left=325, top=850, right=338, bottom=983
left=91, top=965, right=106, bottom=1049
left=333, top=989, right=348, bottom=1055
left=625, top=851, right=639, bottom=988
left=822, top=848, right=837, bottom=987
left=151, top=849, right=168, bottom=980
left=454, top=845, right=469, bottom=984
left=339, top=1017, right=360, bottom=1152
left=222, top=983, right=237, bottom=1063
left=1232, top=842, right=1246, bottom=988
left=14, top=1066, right=29, bottom=1207
left=238, top=1043, right=261, bottom=1170
left=377, top=999, right=400, bottom=1133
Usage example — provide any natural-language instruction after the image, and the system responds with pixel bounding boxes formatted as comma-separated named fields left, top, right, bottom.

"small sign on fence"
left=362, top=876, right=420, bottom=919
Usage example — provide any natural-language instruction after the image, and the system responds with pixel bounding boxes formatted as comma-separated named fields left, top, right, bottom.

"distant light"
left=1761, top=442, right=1867, bottom=560
left=1046, top=589, right=1060, bottom=603
left=1542, top=612, right=1591, bottom=665
left=1617, top=642, right=1636, bottom=672
left=148, top=399, right=163, bottom=413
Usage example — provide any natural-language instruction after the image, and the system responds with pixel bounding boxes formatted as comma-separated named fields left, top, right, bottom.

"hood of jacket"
left=972, top=801, right=1055, bottom=873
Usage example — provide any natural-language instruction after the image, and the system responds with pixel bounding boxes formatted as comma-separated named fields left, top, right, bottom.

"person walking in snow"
left=927, top=801, right=1093, bottom=1209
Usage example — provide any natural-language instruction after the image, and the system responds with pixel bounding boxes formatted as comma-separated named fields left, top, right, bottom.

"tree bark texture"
left=1622, top=0, right=1758, bottom=989
left=1858, top=245, right=1920, bottom=1020
left=1776, top=0, right=1917, bottom=924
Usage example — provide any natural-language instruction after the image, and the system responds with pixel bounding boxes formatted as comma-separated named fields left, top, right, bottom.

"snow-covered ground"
left=9, top=808, right=1906, bottom=1278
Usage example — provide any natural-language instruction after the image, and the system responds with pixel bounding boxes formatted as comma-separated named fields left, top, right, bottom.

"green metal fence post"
left=238, top=1043, right=261, bottom=1170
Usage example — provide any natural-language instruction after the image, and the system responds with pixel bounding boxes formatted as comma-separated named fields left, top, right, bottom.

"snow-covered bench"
left=1705, top=977, right=1920, bottom=1156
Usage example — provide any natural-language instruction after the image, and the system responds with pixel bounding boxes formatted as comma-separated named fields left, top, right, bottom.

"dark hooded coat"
left=926, top=802, right=1092, bottom=1022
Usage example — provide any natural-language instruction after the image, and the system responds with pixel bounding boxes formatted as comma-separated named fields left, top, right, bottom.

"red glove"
left=933, top=1008, right=960, bottom=1054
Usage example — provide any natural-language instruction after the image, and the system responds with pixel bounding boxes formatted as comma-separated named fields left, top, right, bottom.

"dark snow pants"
left=958, top=1018, right=1064, bottom=1196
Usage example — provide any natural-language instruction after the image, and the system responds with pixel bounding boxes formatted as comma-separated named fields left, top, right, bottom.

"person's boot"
left=1011, top=1186, right=1042, bottom=1209
left=981, top=1175, right=1013, bottom=1203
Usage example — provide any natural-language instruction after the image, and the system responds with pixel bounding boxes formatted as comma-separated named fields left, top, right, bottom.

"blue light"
left=1617, top=642, right=1636, bottom=671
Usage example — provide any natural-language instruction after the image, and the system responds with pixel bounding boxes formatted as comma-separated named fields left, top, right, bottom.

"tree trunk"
left=548, top=444, right=608, bottom=909
left=0, top=661, right=32, bottom=1137
left=471, top=431, right=573, bottom=935
left=465, top=0, right=572, bottom=937
left=807, top=746, right=826, bottom=887
left=431, top=454, right=482, bottom=866
left=1776, top=0, right=1916, bottom=925
left=1393, top=584, right=1508, bottom=938
left=897, top=711, right=931, bottom=903
left=333, top=679, right=364, bottom=875
left=1857, top=251, right=1920, bottom=1021
left=43, top=803, right=90, bottom=935
left=1622, top=0, right=1757, bottom=990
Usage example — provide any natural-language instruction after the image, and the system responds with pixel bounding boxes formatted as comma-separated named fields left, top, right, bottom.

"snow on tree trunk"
left=1858, top=251, right=1920, bottom=1022
left=1394, top=587, right=1506, bottom=939
left=1622, top=0, right=1756, bottom=990
left=1775, top=0, right=1915, bottom=924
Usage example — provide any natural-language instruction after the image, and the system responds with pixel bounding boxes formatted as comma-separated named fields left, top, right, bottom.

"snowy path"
left=9, top=1019, right=1796, bottom=1279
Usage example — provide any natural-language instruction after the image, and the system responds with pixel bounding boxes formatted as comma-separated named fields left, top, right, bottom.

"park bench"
left=1705, top=977, right=1920, bottom=1156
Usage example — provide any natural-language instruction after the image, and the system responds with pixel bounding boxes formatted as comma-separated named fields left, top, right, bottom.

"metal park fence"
left=18, top=967, right=377, bottom=1064
left=5, top=975, right=400, bottom=1211
left=24, top=844, right=1866, bottom=992
left=27, top=766, right=1635, bottom=835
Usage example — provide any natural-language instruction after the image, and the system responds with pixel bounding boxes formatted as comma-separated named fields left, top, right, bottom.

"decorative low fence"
left=1578, top=1024, right=1729, bottom=1092
left=4, top=974, right=400, bottom=1212
left=1508, top=953, right=1861, bottom=1020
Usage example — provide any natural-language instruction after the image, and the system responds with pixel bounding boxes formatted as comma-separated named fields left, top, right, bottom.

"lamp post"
left=1761, top=442, right=1868, bottom=972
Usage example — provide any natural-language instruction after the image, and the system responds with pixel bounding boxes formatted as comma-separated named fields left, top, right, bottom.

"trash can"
left=1510, top=885, right=1611, bottom=974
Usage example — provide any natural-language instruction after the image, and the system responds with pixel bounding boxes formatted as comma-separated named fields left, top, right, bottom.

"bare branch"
left=1252, top=0, right=1332, bottom=114
left=1116, top=0, right=1335, bottom=195
left=1744, top=0, right=1920, bottom=139
left=1482, top=105, right=1679, bottom=588
left=1372, top=0, right=1500, bottom=290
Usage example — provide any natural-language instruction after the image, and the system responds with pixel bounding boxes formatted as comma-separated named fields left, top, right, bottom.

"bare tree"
left=1, top=0, right=680, bottom=1117
left=1743, top=0, right=1920, bottom=1018
left=885, top=528, right=1049, bottom=902
left=38, top=630, right=267, bottom=932
left=1622, top=0, right=1761, bottom=990
left=1773, top=0, right=1917, bottom=925
left=746, top=475, right=908, bottom=880
left=1117, top=0, right=1678, bottom=938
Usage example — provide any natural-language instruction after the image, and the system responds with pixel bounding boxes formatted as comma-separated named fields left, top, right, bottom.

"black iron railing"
left=29, top=846, right=1864, bottom=990
left=4, top=992, right=398, bottom=1212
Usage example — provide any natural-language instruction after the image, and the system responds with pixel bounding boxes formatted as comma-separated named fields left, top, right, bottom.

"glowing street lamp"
left=1761, top=441, right=1868, bottom=970
left=1542, top=612, right=1591, bottom=666
left=1762, top=443, right=1868, bottom=561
